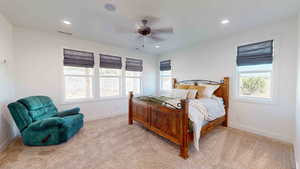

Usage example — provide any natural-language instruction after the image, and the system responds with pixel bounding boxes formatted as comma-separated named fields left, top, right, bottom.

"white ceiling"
left=0, top=0, right=300, bottom=55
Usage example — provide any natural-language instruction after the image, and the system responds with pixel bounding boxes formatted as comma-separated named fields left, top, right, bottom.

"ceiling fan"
left=136, top=18, right=174, bottom=42
left=117, top=16, right=174, bottom=48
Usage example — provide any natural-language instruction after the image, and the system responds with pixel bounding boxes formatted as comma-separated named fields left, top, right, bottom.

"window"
left=99, top=54, right=122, bottom=97
left=99, top=69, right=121, bottom=97
left=160, top=60, right=172, bottom=90
left=236, top=40, right=274, bottom=100
left=126, top=71, right=142, bottom=95
left=63, top=49, right=95, bottom=100
left=63, top=49, right=144, bottom=102
left=126, top=58, right=143, bottom=95
left=160, top=71, right=172, bottom=90
left=238, top=64, right=272, bottom=98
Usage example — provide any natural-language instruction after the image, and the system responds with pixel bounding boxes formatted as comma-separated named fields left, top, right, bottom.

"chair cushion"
left=28, top=117, right=64, bottom=130
left=55, top=107, right=80, bottom=117
left=8, top=102, right=33, bottom=132
left=18, top=96, right=58, bottom=121
left=21, top=113, right=84, bottom=146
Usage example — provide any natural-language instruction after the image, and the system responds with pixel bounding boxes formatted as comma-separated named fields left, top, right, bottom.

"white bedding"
left=160, top=95, right=225, bottom=150
left=188, top=96, right=225, bottom=150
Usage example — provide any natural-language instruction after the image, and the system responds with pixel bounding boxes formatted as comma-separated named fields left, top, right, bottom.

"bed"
left=128, top=77, right=229, bottom=159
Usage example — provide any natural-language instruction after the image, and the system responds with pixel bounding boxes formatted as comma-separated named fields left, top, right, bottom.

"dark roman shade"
left=100, top=54, right=122, bottom=69
left=237, top=40, right=273, bottom=66
left=126, top=58, right=143, bottom=72
left=64, top=49, right=94, bottom=68
left=160, top=60, right=171, bottom=71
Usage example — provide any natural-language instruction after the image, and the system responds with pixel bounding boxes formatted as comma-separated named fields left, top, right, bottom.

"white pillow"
left=202, top=85, right=220, bottom=97
left=170, top=89, right=189, bottom=99
left=162, top=89, right=196, bottom=99
left=212, top=95, right=224, bottom=106
left=187, top=89, right=198, bottom=99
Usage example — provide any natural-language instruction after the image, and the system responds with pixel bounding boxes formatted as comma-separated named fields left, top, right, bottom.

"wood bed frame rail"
left=128, top=77, right=229, bottom=159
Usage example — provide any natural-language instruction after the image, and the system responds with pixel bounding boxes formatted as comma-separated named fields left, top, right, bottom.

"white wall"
left=295, top=13, right=300, bottom=169
left=0, top=13, right=17, bottom=151
left=13, top=27, right=157, bottom=121
left=159, top=17, right=298, bottom=143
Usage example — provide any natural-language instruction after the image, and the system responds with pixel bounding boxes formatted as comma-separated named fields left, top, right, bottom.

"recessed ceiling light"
left=104, top=3, right=116, bottom=12
left=155, top=45, right=160, bottom=48
left=63, top=20, right=72, bottom=25
left=221, top=19, right=230, bottom=25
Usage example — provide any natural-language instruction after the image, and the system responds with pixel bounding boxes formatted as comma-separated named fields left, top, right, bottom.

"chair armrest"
left=28, top=117, right=64, bottom=131
left=56, top=107, right=80, bottom=117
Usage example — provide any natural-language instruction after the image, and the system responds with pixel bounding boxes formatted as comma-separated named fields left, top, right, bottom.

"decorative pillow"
left=212, top=95, right=224, bottom=106
left=170, top=89, right=189, bottom=99
left=201, top=84, right=220, bottom=97
left=187, top=89, right=198, bottom=99
left=188, top=86, right=206, bottom=98
left=176, top=84, right=190, bottom=89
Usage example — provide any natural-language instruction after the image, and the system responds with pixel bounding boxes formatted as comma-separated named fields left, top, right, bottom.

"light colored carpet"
left=0, top=115, right=295, bottom=169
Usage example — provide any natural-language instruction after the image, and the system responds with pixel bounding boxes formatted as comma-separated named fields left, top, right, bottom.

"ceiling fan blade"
left=140, top=16, right=160, bottom=26
left=152, top=27, right=174, bottom=34
left=149, top=35, right=165, bottom=42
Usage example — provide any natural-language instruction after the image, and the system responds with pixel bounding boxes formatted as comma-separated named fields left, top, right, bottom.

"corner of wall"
left=0, top=12, right=18, bottom=152
left=295, top=12, right=300, bottom=169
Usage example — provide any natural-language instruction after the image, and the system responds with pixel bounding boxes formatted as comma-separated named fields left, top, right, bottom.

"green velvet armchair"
left=8, top=96, right=84, bottom=146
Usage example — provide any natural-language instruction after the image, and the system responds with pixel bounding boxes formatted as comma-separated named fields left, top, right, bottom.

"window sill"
left=234, top=96, right=275, bottom=105
left=61, top=96, right=128, bottom=105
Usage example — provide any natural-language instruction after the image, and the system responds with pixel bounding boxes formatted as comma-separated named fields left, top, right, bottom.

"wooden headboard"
left=172, top=77, right=229, bottom=113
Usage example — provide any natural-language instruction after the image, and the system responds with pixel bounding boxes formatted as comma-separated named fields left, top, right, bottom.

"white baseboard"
left=230, top=122, right=293, bottom=144
left=0, top=137, right=11, bottom=152
left=84, top=112, right=127, bottom=122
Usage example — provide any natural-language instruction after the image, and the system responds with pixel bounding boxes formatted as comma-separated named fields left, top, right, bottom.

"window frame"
left=160, top=70, right=172, bottom=91
left=63, top=66, right=96, bottom=103
left=234, top=39, right=278, bottom=104
left=125, top=71, right=143, bottom=96
left=99, top=68, right=122, bottom=98
left=235, top=66, right=274, bottom=103
left=61, top=47, right=144, bottom=104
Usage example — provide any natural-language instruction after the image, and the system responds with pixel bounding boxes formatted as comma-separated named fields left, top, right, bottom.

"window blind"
left=237, top=40, right=273, bottom=66
left=63, top=49, right=94, bottom=68
left=126, top=58, right=143, bottom=72
left=160, top=60, right=171, bottom=71
left=100, top=54, right=122, bottom=69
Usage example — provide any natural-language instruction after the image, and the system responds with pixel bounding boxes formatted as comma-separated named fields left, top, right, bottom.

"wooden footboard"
left=129, top=92, right=189, bottom=158
left=128, top=77, right=229, bottom=159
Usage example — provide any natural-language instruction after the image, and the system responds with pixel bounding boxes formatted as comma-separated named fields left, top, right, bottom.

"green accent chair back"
left=8, top=96, right=84, bottom=146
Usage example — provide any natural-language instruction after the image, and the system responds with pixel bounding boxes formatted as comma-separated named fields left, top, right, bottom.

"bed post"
left=222, top=77, right=229, bottom=127
left=128, top=92, right=133, bottom=125
left=172, top=78, right=177, bottom=89
left=180, top=99, right=189, bottom=159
